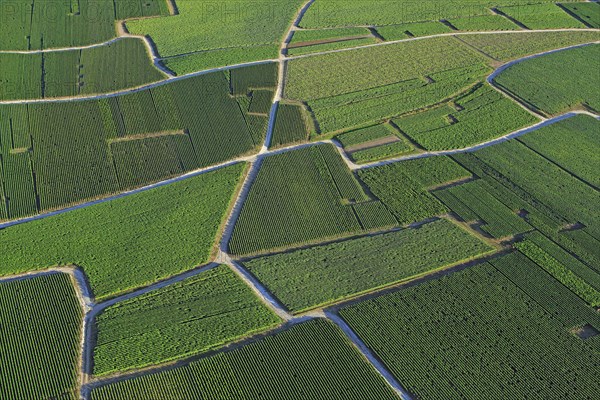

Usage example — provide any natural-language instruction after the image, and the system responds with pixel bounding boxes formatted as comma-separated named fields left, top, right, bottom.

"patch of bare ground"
left=345, top=135, right=401, bottom=153
left=570, top=324, right=600, bottom=340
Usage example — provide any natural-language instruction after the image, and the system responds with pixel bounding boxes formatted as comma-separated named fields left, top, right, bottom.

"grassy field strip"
left=352, top=111, right=598, bottom=170
left=325, top=311, right=412, bottom=400
left=285, top=28, right=600, bottom=61
left=0, top=158, right=248, bottom=230
left=81, top=315, right=318, bottom=396
left=488, top=41, right=600, bottom=117
left=2, top=111, right=596, bottom=232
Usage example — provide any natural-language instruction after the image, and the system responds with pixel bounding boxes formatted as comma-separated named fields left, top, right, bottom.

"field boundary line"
left=325, top=311, right=411, bottom=400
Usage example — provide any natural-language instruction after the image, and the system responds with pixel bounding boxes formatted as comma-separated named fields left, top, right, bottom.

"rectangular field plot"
left=392, top=84, right=538, bottom=150
left=357, top=156, right=471, bottom=224
left=448, top=14, right=519, bottom=31
left=90, top=319, right=399, bottom=400
left=285, top=36, right=496, bottom=135
left=498, top=3, right=586, bottom=29
left=459, top=31, right=600, bottom=61
left=517, top=114, right=600, bottom=188
left=340, top=254, right=600, bottom=400
left=375, top=22, right=452, bottom=41
left=269, top=104, right=310, bottom=147
left=288, top=27, right=376, bottom=56
left=434, top=179, right=533, bottom=238
left=299, top=1, right=563, bottom=29
left=93, top=265, right=281, bottom=375
left=0, top=68, right=266, bottom=221
left=242, top=219, right=494, bottom=312
left=0, top=0, right=168, bottom=51
left=337, top=123, right=415, bottom=163
left=126, top=0, right=304, bottom=66
left=228, top=144, right=395, bottom=256
left=0, top=273, right=82, bottom=400
left=288, top=37, right=378, bottom=56
left=493, top=44, right=600, bottom=115
left=0, top=164, right=244, bottom=300
left=560, top=2, right=600, bottom=28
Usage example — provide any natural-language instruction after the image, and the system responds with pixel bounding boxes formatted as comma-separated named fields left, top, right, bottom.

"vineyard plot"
left=90, top=319, right=399, bottom=400
left=228, top=144, right=394, bottom=256
left=0, top=68, right=266, bottom=221
left=242, top=219, right=494, bottom=313
left=340, top=256, right=600, bottom=400
left=93, top=265, right=281, bottom=375
left=0, top=164, right=244, bottom=300
left=0, top=273, right=82, bottom=400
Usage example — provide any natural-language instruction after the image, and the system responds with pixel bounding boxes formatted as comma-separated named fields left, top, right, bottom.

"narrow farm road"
left=325, top=311, right=411, bottom=400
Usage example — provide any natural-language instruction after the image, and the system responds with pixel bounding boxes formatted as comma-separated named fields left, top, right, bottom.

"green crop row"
left=0, top=69, right=266, bottom=221
left=0, top=0, right=168, bottom=51
left=270, top=104, right=309, bottom=148
left=290, top=28, right=372, bottom=44
left=357, top=156, right=470, bottom=224
left=498, top=3, right=585, bottom=29
left=494, top=44, right=600, bottom=115
left=0, top=164, right=244, bottom=300
left=393, top=84, right=538, bottom=150
left=228, top=144, right=392, bottom=256
left=288, top=38, right=378, bottom=56
left=127, top=0, right=303, bottom=60
left=93, top=265, right=281, bottom=375
left=243, top=218, right=493, bottom=312
left=340, top=254, right=600, bottom=400
left=447, top=14, right=519, bottom=31
left=90, top=319, right=398, bottom=400
left=0, top=273, right=82, bottom=400
left=434, top=179, right=532, bottom=238
left=375, top=21, right=452, bottom=41
left=516, top=240, right=600, bottom=307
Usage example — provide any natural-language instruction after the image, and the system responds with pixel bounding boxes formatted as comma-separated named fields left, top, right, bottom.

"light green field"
left=0, top=164, right=244, bottom=300
left=494, top=44, right=600, bottom=114
left=243, top=219, right=494, bottom=312
left=93, top=265, right=281, bottom=375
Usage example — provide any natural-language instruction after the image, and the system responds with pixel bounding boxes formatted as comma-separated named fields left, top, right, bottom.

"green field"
left=289, top=28, right=372, bottom=44
left=242, top=219, right=494, bottom=312
left=286, top=36, right=494, bottom=134
left=351, top=140, right=414, bottom=163
left=392, top=84, right=538, bottom=150
left=459, top=31, right=600, bottom=61
left=93, top=265, right=281, bottom=375
left=375, top=22, right=452, bottom=40
left=0, top=0, right=169, bottom=51
left=434, top=179, right=533, bottom=238
left=127, top=0, right=304, bottom=63
left=448, top=114, right=600, bottom=269
left=90, top=319, right=399, bottom=400
left=499, top=3, right=585, bottom=29
left=340, top=253, right=600, bottom=400
left=0, top=164, right=244, bottom=300
left=357, top=156, right=471, bottom=224
left=270, top=104, right=309, bottom=147
left=288, top=37, right=378, bottom=56
left=517, top=114, right=599, bottom=188
left=560, top=2, right=600, bottom=28
left=0, top=38, right=164, bottom=100
left=299, top=0, right=566, bottom=28
left=449, top=14, right=519, bottom=31
left=228, top=144, right=397, bottom=255
left=0, top=273, right=82, bottom=400
left=494, top=44, right=600, bottom=115
left=0, top=69, right=267, bottom=220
